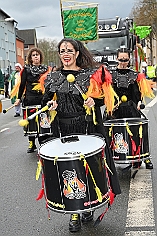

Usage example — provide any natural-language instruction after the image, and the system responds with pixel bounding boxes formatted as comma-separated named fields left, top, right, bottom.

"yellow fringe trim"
left=80, top=154, right=102, bottom=202
left=36, top=160, right=42, bottom=180
left=139, top=122, right=143, bottom=138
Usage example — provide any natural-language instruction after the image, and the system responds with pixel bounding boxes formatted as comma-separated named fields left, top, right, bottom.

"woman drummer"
left=107, top=47, right=154, bottom=169
left=41, top=38, right=121, bottom=232
left=14, top=47, right=51, bottom=153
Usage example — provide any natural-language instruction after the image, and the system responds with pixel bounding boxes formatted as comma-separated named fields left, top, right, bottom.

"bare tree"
left=130, top=0, right=157, bottom=61
left=38, top=38, right=60, bottom=66
left=131, top=0, right=157, bottom=34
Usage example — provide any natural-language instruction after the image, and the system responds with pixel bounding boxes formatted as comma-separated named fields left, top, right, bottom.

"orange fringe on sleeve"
left=32, top=66, right=52, bottom=94
left=86, top=66, right=118, bottom=114
left=136, top=73, right=155, bottom=101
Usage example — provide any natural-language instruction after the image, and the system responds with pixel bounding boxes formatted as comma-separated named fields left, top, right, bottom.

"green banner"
left=135, top=26, right=151, bottom=39
left=130, top=23, right=151, bottom=39
left=62, top=7, right=98, bottom=42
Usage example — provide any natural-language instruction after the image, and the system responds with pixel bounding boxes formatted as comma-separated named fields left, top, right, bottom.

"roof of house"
left=17, top=29, right=37, bottom=45
left=0, top=8, right=18, bottom=23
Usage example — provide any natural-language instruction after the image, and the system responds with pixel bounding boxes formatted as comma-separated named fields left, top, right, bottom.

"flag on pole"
left=62, top=6, right=98, bottom=42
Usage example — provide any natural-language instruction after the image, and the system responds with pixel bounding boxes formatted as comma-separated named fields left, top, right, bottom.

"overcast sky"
left=1, top=0, right=136, bottom=42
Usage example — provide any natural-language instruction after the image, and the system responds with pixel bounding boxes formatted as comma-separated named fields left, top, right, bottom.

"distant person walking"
left=0, top=69, right=4, bottom=112
left=4, top=73, right=10, bottom=98
left=9, top=63, right=23, bottom=117
left=147, top=61, right=156, bottom=81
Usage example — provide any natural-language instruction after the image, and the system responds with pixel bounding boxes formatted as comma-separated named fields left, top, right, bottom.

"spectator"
left=4, top=73, right=10, bottom=98
left=0, top=69, right=4, bottom=112
left=9, top=63, right=23, bottom=117
left=147, top=60, right=156, bottom=81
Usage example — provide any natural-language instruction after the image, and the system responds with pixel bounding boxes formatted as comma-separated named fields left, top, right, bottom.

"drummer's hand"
left=14, top=99, right=20, bottom=106
left=47, top=100, right=58, bottom=110
left=84, top=97, right=95, bottom=108
left=137, top=101, right=142, bottom=110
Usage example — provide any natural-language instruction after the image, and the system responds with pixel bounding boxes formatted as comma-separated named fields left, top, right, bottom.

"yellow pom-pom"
left=121, top=95, right=127, bottom=102
left=67, top=74, right=75, bottom=83
left=18, top=119, right=29, bottom=127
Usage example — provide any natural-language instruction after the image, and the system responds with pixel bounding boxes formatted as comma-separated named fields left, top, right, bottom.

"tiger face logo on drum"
left=62, top=169, right=86, bottom=200
left=113, top=133, right=128, bottom=154
left=40, top=112, right=51, bottom=128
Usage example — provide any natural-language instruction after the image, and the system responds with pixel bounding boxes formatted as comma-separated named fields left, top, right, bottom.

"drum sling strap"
left=59, top=115, right=86, bottom=125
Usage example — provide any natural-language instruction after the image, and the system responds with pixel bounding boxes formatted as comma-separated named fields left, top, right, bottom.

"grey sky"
left=1, top=0, right=135, bottom=41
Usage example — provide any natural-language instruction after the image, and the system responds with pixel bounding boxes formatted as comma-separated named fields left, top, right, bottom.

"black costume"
left=106, top=67, right=154, bottom=170
left=18, top=64, right=51, bottom=151
left=42, top=68, right=121, bottom=195
left=18, top=64, right=49, bottom=105
left=109, top=68, right=141, bottom=118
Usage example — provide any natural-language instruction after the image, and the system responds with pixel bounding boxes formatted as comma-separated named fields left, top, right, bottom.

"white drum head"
left=39, top=134, right=105, bottom=160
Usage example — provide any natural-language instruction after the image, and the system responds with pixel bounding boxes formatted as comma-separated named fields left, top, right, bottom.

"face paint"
left=117, top=53, right=130, bottom=69
left=59, top=42, right=78, bottom=69
left=59, top=42, right=75, bottom=55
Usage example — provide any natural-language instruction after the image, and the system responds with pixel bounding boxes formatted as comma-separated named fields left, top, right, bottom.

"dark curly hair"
left=26, top=47, right=44, bottom=65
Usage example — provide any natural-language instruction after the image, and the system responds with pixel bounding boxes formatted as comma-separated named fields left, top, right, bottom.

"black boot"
left=145, top=159, right=153, bottom=169
left=133, top=161, right=142, bottom=168
left=82, top=211, right=94, bottom=223
left=27, top=138, right=37, bottom=153
left=69, top=214, right=81, bottom=232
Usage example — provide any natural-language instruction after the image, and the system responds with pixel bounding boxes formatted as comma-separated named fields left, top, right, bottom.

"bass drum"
left=39, top=134, right=111, bottom=214
left=104, top=117, right=150, bottom=164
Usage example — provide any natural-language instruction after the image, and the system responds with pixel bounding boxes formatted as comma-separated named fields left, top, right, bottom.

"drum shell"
left=38, top=111, right=53, bottom=136
left=22, top=106, right=52, bottom=137
left=104, top=118, right=150, bottom=163
left=39, top=135, right=110, bottom=213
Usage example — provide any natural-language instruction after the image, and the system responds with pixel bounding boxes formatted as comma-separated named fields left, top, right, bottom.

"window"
left=24, top=44, right=29, bottom=49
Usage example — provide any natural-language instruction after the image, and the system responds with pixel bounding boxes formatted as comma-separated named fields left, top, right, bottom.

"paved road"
left=0, top=97, right=157, bottom=236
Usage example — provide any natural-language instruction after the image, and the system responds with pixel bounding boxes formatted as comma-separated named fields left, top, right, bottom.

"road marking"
left=146, top=95, right=157, bottom=108
left=0, top=128, right=9, bottom=133
left=124, top=90, right=157, bottom=235
left=125, top=231, right=156, bottom=235
left=125, top=166, right=155, bottom=235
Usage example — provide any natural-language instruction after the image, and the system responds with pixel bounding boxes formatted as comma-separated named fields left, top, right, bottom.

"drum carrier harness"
left=110, top=69, right=138, bottom=88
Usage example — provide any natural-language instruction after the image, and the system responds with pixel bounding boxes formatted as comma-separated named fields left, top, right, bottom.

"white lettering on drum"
left=64, top=151, right=81, bottom=155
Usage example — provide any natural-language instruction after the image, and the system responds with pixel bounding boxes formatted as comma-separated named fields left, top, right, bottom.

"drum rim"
left=22, top=105, right=41, bottom=109
left=47, top=195, right=109, bottom=214
left=103, top=117, right=149, bottom=126
left=39, top=134, right=106, bottom=161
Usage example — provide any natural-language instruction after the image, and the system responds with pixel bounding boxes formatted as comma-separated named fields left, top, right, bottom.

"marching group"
left=0, top=38, right=156, bottom=232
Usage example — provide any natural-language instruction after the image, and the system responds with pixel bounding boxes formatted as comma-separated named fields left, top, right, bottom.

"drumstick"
left=66, top=74, right=88, bottom=100
left=3, top=104, right=15, bottom=114
left=18, top=104, right=51, bottom=127
left=113, top=95, right=127, bottom=109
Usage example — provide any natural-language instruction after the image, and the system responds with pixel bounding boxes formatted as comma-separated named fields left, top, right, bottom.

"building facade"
left=17, top=29, right=38, bottom=63
left=0, top=9, right=17, bottom=74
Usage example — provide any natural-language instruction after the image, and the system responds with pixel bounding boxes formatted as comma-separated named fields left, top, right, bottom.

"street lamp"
left=34, top=25, right=47, bottom=29
left=34, top=26, right=47, bottom=46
